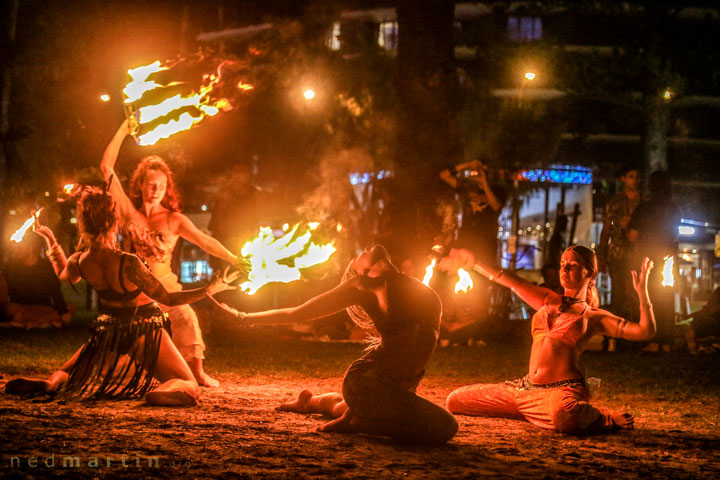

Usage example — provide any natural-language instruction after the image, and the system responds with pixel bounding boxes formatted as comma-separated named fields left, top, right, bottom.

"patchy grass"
left=1, top=325, right=719, bottom=479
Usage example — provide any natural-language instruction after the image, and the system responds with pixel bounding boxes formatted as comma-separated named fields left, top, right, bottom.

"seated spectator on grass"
left=1, top=235, right=73, bottom=329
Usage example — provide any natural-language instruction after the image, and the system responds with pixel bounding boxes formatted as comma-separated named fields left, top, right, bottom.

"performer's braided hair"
left=76, top=186, right=118, bottom=250
left=341, top=262, right=374, bottom=330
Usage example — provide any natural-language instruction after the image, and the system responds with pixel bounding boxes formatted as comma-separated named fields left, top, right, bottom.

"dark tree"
left=392, top=0, right=459, bottom=261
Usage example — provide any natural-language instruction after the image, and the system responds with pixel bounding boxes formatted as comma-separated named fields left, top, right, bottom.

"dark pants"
left=342, top=351, right=458, bottom=445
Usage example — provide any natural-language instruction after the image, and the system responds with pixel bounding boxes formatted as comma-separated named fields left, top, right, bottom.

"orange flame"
left=124, top=60, right=252, bottom=146
left=239, top=224, right=335, bottom=295
left=422, top=259, right=437, bottom=286
left=63, top=184, right=75, bottom=195
left=10, top=208, right=43, bottom=243
left=454, top=268, right=473, bottom=294
left=661, top=255, right=674, bottom=287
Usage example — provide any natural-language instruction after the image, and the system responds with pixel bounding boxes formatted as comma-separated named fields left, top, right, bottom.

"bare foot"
left=187, top=358, right=220, bottom=388
left=146, top=379, right=199, bottom=407
left=611, top=412, right=634, bottom=430
left=319, top=411, right=360, bottom=433
left=194, top=371, right=219, bottom=388
left=4, top=378, right=52, bottom=395
left=145, top=390, right=198, bottom=407
left=277, top=389, right=314, bottom=413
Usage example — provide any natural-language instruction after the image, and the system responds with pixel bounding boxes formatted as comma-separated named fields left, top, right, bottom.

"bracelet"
left=46, top=244, right=63, bottom=260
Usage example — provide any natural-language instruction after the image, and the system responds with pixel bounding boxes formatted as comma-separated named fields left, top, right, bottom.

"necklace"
left=558, top=296, right=586, bottom=313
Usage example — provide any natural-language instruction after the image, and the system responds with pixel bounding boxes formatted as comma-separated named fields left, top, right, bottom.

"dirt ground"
left=1, top=333, right=719, bottom=479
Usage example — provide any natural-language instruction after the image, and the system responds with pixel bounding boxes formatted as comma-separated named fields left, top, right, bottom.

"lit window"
left=508, top=17, right=542, bottom=42
left=180, top=260, right=213, bottom=284
left=378, top=22, right=398, bottom=51
left=327, top=21, right=341, bottom=51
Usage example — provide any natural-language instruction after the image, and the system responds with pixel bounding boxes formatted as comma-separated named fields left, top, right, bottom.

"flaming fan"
left=238, top=224, right=336, bottom=295
left=123, top=55, right=253, bottom=146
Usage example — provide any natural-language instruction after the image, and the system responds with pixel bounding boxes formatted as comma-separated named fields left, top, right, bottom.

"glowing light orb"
left=303, top=89, right=316, bottom=100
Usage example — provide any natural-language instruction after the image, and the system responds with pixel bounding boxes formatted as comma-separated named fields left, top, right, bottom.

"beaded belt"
left=505, top=375, right=586, bottom=391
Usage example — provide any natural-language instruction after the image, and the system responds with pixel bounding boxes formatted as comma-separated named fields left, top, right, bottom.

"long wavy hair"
left=565, top=245, right=600, bottom=308
left=128, top=156, right=181, bottom=211
left=76, top=187, right=118, bottom=250
left=341, top=262, right=373, bottom=330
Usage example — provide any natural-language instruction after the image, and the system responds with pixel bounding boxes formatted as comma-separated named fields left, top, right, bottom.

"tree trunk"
left=392, top=0, right=459, bottom=263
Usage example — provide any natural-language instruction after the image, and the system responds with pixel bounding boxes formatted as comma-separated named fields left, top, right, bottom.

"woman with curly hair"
left=101, top=120, right=240, bottom=387
left=442, top=245, right=656, bottom=433
left=211, top=245, right=458, bottom=444
left=4, top=187, right=235, bottom=406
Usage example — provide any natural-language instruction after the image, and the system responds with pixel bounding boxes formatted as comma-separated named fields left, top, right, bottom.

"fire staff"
left=442, top=245, right=656, bottom=433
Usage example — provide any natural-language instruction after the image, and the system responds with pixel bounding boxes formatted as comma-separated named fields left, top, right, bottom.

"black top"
left=74, top=253, right=142, bottom=303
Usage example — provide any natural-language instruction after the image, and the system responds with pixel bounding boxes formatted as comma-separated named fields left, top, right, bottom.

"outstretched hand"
left=438, top=248, right=476, bottom=273
left=207, top=267, right=239, bottom=295
left=32, top=212, right=56, bottom=244
left=631, top=257, right=654, bottom=295
left=204, top=291, right=246, bottom=321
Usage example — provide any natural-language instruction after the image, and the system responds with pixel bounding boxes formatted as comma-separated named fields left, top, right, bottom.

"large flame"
left=661, top=255, right=674, bottom=287
left=10, top=208, right=43, bottom=243
left=123, top=59, right=253, bottom=146
left=239, top=224, right=335, bottom=295
left=422, top=259, right=437, bottom=286
left=454, top=268, right=473, bottom=294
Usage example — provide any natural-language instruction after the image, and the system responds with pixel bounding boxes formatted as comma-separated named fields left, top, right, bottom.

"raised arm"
left=210, top=276, right=373, bottom=326
left=124, top=254, right=232, bottom=306
left=100, top=120, right=136, bottom=219
left=473, top=167, right=502, bottom=211
left=596, top=257, right=656, bottom=341
left=33, top=217, right=82, bottom=284
left=175, top=213, right=239, bottom=264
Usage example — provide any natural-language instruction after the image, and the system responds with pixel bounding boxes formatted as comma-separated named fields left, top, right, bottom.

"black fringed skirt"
left=61, top=303, right=168, bottom=400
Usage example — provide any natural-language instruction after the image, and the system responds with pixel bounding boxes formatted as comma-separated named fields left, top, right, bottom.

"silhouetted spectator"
left=1, top=236, right=72, bottom=328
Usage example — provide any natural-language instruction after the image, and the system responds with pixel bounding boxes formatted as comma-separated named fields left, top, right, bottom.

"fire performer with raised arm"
left=442, top=245, right=656, bottom=433
left=4, top=187, right=236, bottom=405
left=101, top=120, right=239, bottom=387
left=210, top=245, right=458, bottom=445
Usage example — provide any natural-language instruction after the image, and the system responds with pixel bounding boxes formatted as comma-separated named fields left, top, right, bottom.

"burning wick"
left=661, top=255, right=674, bottom=287
left=454, top=268, right=473, bottom=294
left=10, top=208, right=44, bottom=243
left=422, top=259, right=437, bottom=286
